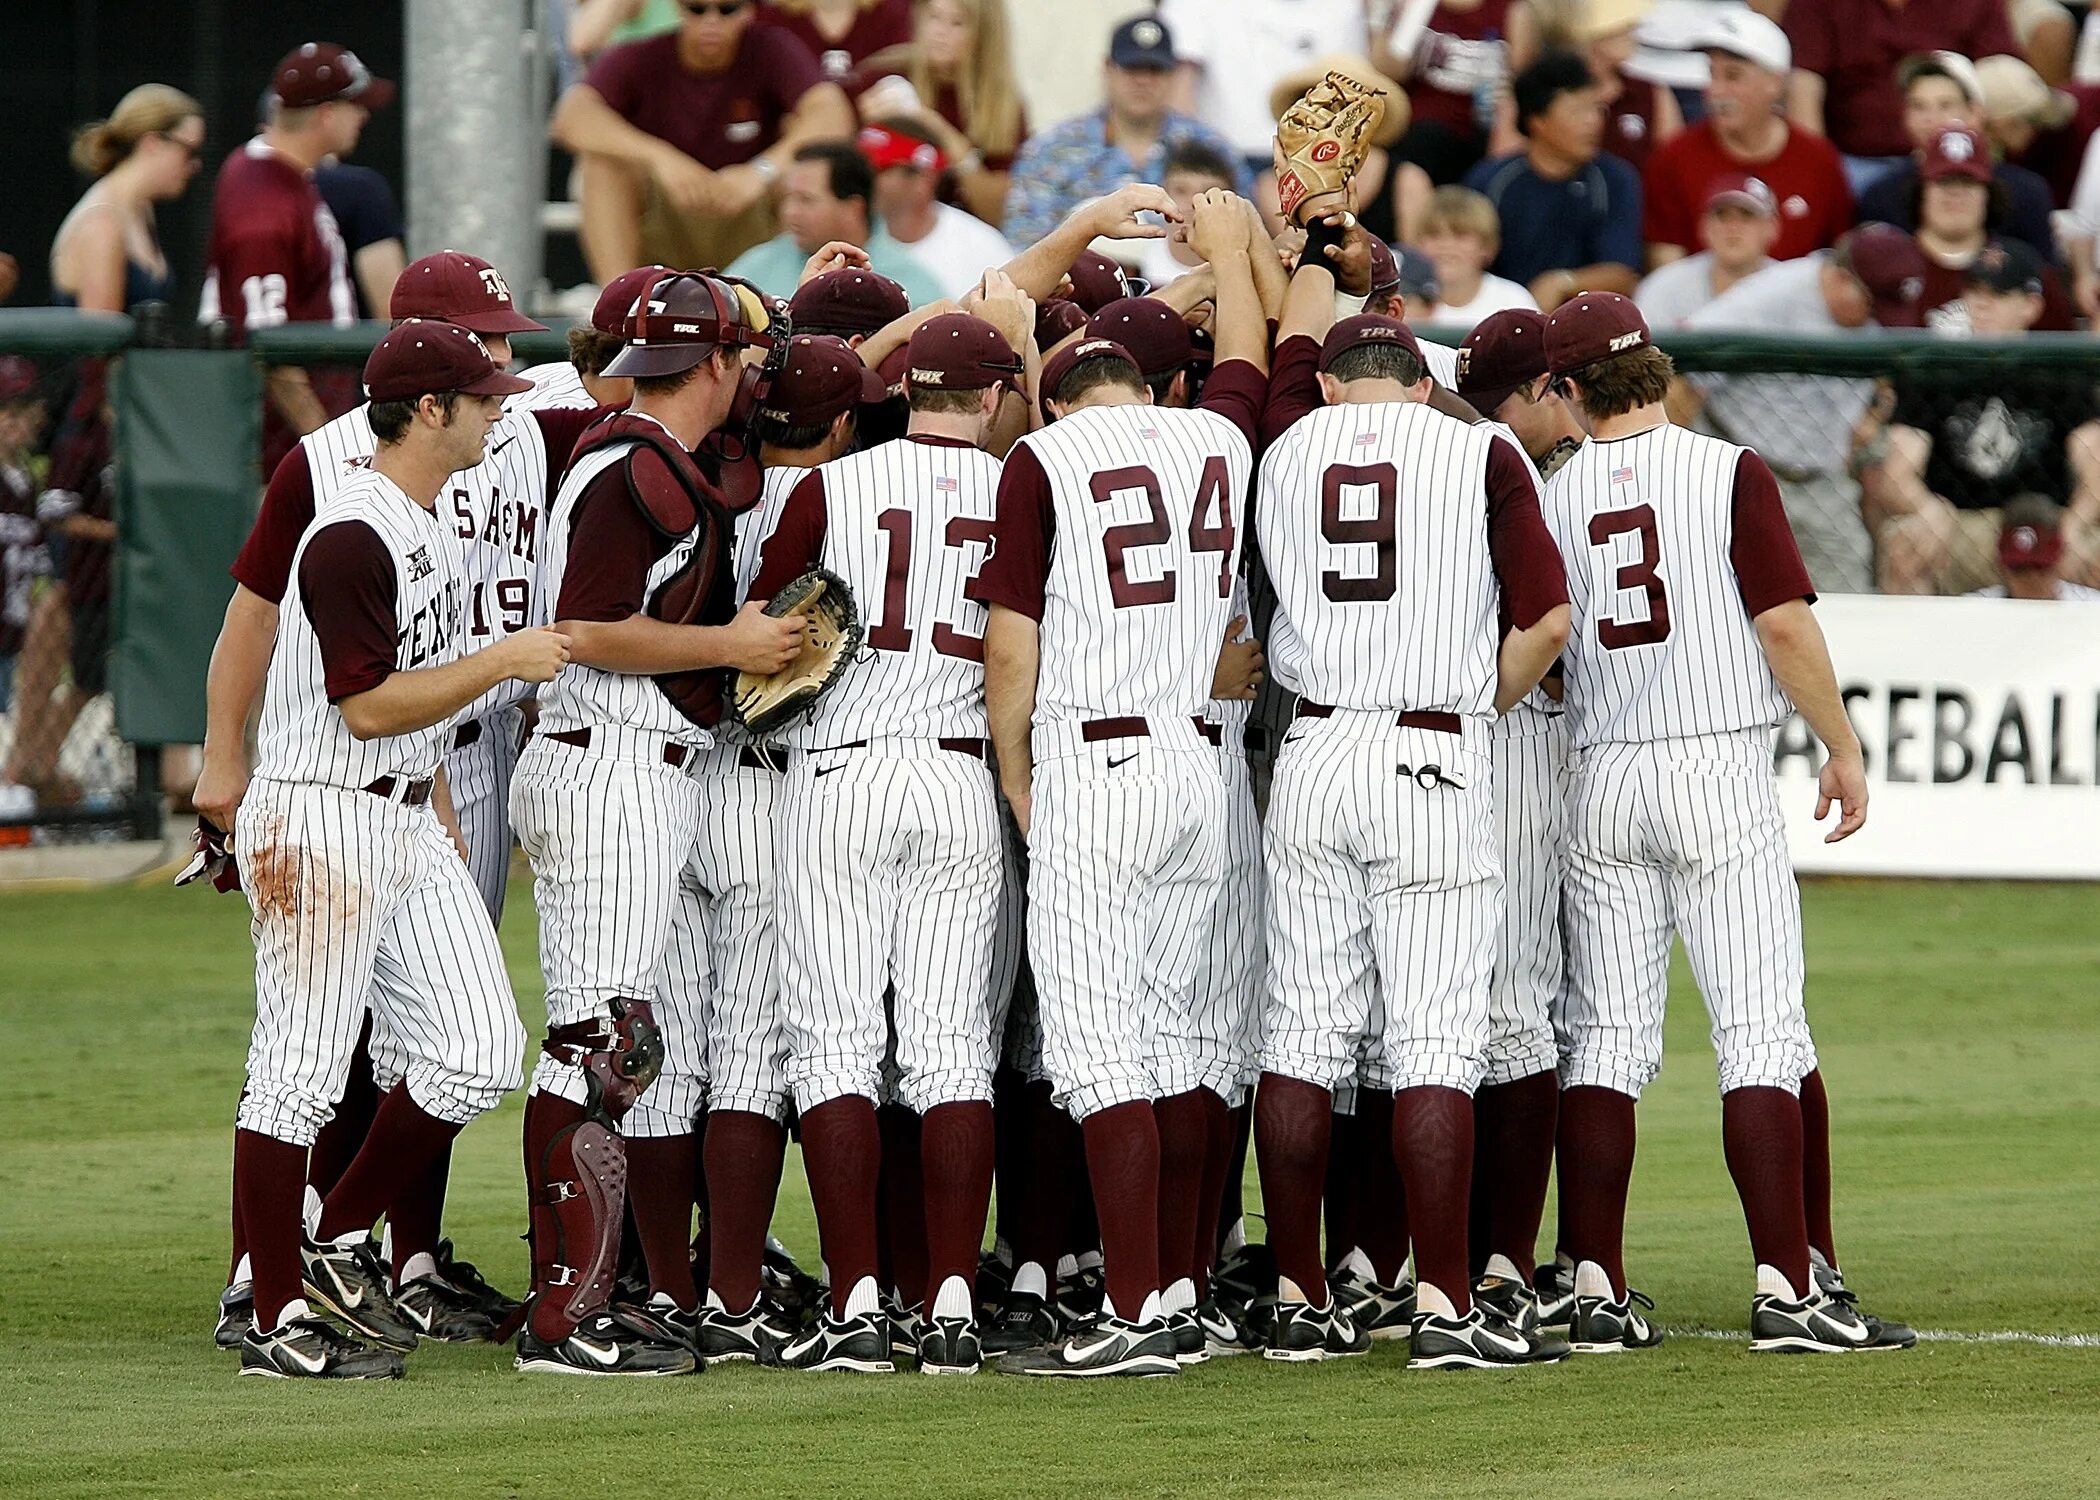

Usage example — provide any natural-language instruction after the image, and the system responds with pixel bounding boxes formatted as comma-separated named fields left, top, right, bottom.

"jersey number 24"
left=1090, top=458, right=1236, bottom=607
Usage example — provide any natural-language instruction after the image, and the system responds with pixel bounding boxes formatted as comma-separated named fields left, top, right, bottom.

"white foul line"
left=1668, top=1326, right=2100, bottom=1349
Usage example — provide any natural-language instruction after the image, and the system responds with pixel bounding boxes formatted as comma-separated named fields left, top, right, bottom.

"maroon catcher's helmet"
left=601, top=270, right=777, bottom=380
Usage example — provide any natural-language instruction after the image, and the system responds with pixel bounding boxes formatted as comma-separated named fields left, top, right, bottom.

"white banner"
left=1774, top=595, right=2100, bottom=879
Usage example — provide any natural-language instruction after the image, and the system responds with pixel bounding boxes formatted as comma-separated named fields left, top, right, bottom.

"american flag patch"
left=1355, top=431, right=1379, bottom=446
left=1612, top=466, right=1635, bottom=485
left=1139, top=427, right=1159, bottom=440
left=935, top=475, right=957, bottom=492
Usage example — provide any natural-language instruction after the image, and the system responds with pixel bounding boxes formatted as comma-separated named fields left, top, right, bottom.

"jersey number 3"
left=1090, top=458, right=1235, bottom=607
left=1587, top=504, right=1671, bottom=649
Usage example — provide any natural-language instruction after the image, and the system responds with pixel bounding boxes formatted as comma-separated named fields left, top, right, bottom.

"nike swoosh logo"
left=334, top=1281, right=365, bottom=1310
left=1063, top=1333, right=1121, bottom=1362
left=490, top=434, right=518, bottom=456
left=283, top=1342, right=327, bottom=1374
left=1478, top=1324, right=1530, bottom=1354
left=572, top=1336, right=622, bottom=1366
left=1108, top=753, right=1139, bottom=768
left=813, top=765, right=843, bottom=778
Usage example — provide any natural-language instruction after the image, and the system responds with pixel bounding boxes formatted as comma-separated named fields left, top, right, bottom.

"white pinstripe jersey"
left=1258, top=401, right=1501, bottom=716
left=508, top=360, right=591, bottom=412
left=537, top=423, right=709, bottom=740
left=1022, top=404, right=1250, bottom=721
left=254, top=474, right=464, bottom=789
left=1489, top=420, right=1562, bottom=720
left=738, top=463, right=809, bottom=603
left=1420, top=338, right=1460, bottom=389
left=1541, top=423, right=1791, bottom=747
left=791, top=438, right=1001, bottom=744
left=297, top=404, right=553, bottom=724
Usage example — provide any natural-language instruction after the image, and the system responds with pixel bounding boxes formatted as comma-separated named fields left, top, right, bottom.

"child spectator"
left=1417, top=185, right=1538, bottom=329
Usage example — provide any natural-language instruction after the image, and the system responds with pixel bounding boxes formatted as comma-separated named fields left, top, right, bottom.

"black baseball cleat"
left=620, top=1291, right=701, bottom=1352
left=884, top=1296, right=923, bottom=1363
left=1213, top=1240, right=1276, bottom=1311
left=1408, top=1306, right=1553, bottom=1370
left=975, top=1250, right=1015, bottom=1316
left=1194, top=1295, right=1258, bottom=1356
left=981, top=1288, right=1060, bottom=1354
left=214, top=1282, right=255, bottom=1350
left=696, top=1296, right=796, bottom=1363
left=432, top=1239, right=521, bottom=1322
left=1055, top=1264, right=1107, bottom=1325
left=762, top=1236, right=828, bottom=1323
left=1471, top=1274, right=1573, bottom=1362
left=764, top=1311, right=896, bottom=1373
left=1265, top=1298, right=1372, bottom=1362
left=1811, top=1255, right=1916, bottom=1350
left=1569, top=1288, right=1664, bottom=1353
left=1331, top=1266, right=1417, bottom=1340
left=515, top=1305, right=699, bottom=1376
left=240, top=1316, right=404, bottom=1379
left=397, top=1275, right=502, bottom=1342
left=1168, top=1308, right=1210, bottom=1365
left=301, top=1234, right=420, bottom=1352
left=918, top=1316, right=984, bottom=1375
left=1533, top=1259, right=1575, bottom=1328
left=998, top=1315, right=1181, bottom=1378
left=1750, top=1287, right=1872, bottom=1354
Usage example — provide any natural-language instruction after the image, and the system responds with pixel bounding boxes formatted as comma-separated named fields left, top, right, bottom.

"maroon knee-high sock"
left=1254, top=1073, right=1332, bottom=1303
left=314, top=1084, right=463, bottom=1242
left=878, top=1104, right=926, bottom=1306
left=1154, top=1089, right=1214, bottom=1296
left=229, top=1101, right=250, bottom=1282
left=1722, top=1086, right=1811, bottom=1295
left=1009, top=1082, right=1077, bottom=1278
left=386, top=1138, right=452, bottom=1286
left=921, top=1101, right=995, bottom=1310
left=1557, top=1085, right=1636, bottom=1297
left=1323, top=1107, right=1361, bottom=1271
left=1080, top=1101, right=1161, bottom=1320
left=1353, top=1087, right=1411, bottom=1287
left=1475, top=1071, right=1558, bottom=1283
left=802, top=1096, right=883, bottom=1315
left=626, top=1135, right=700, bottom=1309
left=991, top=1067, right=1025, bottom=1251
left=235, top=1129, right=309, bottom=1332
left=521, top=1091, right=588, bottom=1308
left=1192, top=1092, right=1237, bottom=1296
left=1215, top=1103, right=1251, bottom=1251
left=1799, top=1068, right=1837, bottom=1266
left=1391, top=1086, right=1475, bottom=1314
left=307, top=1017, right=379, bottom=1198
left=703, top=1110, right=785, bottom=1312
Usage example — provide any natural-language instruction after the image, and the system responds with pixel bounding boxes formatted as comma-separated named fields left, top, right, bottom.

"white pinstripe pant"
left=1261, top=713, right=1501, bottom=1096
left=775, top=742, right=1004, bottom=1114
left=1029, top=724, right=1226, bottom=1120
left=1486, top=710, right=1571, bottom=1086
left=235, top=779, right=524, bottom=1147
left=1189, top=741, right=1266, bottom=1107
left=510, top=731, right=704, bottom=1107
left=1559, top=729, right=1817, bottom=1099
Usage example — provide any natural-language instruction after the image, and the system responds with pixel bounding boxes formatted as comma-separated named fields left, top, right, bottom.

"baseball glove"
left=729, top=567, right=863, bottom=740
left=1274, top=70, right=1388, bottom=225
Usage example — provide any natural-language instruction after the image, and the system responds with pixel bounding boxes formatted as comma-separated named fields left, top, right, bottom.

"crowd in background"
left=7, top=0, right=2100, bottom=821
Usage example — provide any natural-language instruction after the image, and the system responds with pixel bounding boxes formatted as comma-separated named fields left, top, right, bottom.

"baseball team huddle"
left=194, top=70, right=1915, bottom=1384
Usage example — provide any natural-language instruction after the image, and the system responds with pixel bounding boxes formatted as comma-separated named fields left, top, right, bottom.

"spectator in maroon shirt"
left=1783, top=0, right=2019, bottom=194
left=552, top=0, right=855, bottom=280
left=1495, top=0, right=1680, bottom=171
left=1909, top=125, right=2074, bottom=332
left=762, top=0, right=913, bottom=82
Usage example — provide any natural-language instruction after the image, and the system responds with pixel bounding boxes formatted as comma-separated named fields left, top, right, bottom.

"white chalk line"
left=1667, top=1326, right=2100, bottom=1348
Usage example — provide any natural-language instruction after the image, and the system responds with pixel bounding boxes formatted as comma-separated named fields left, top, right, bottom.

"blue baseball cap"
left=1109, top=15, right=1177, bottom=69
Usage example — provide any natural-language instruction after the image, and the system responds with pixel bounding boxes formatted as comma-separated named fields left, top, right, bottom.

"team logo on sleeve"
left=406, top=545, right=435, bottom=582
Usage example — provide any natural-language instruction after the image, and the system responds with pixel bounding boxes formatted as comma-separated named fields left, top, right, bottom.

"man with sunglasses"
left=554, top=0, right=855, bottom=280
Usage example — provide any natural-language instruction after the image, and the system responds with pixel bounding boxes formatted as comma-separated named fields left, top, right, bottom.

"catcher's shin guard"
left=525, top=999, right=667, bottom=1343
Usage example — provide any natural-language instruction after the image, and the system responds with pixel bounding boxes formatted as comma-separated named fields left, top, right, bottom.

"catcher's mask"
left=601, top=269, right=777, bottom=381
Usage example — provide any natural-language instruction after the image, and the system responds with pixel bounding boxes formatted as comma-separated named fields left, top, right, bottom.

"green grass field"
left=2, top=876, right=2095, bottom=1499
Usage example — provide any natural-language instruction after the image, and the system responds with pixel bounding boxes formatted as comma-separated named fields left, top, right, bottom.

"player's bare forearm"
left=1494, top=605, right=1570, bottom=713
left=1000, top=211, right=1099, bottom=303
left=1755, top=600, right=1858, bottom=757
left=1280, top=258, right=1337, bottom=347
left=195, top=586, right=279, bottom=830
left=988, top=389, right=1034, bottom=458
left=857, top=300, right=959, bottom=375
left=265, top=367, right=328, bottom=437
left=339, top=628, right=569, bottom=742
left=983, top=606, right=1040, bottom=831
left=560, top=614, right=725, bottom=674
left=1427, top=384, right=1484, bottom=424
left=1210, top=251, right=1269, bottom=376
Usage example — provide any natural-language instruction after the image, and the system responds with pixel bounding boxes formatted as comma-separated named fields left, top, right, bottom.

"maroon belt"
left=545, top=726, right=692, bottom=770
left=1295, top=701, right=1461, bottom=735
left=1193, top=716, right=1222, bottom=746
left=451, top=718, right=483, bottom=751
left=1080, top=716, right=1150, bottom=742
left=738, top=746, right=792, bottom=772
left=825, top=737, right=988, bottom=759
left=362, top=775, right=433, bottom=805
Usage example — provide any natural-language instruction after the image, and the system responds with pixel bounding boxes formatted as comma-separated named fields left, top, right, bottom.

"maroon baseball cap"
left=789, top=267, right=910, bottom=337
left=1921, top=123, right=1993, bottom=184
left=1066, top=250, right=1135, bottom=313
left=272, top=43, right=395, bottom=110
left=0, top=356, right=40, bottom=405
left=390, top=251, right=547, bottom=336
left=603, top=271, right=773, bottom=379
left=1084, top=297, right=1193, bottom=378
left=1318, top=314, right=1424, bottom=374
left=2000, top=514, right=2065, bottom=570
left=1544, top=292, right=1651, bottom=376
left=1842, top=223, right=1928, bottom=328
left=1036, top=296, right=1088, bottom=350
left=904, top=312, right=1026, bottom=393
left=1703, top=171, right=1778, bottom=218
left=364, top=321, right=533, bottom=403
left=591, top=265, right=672, bottom=335
left=1040, top=337, right=1144, bottom=418
left=1367, top=237, right=1403, bottom=298
left=759, top=335, right=888, bottom=427
left=1457, top=308, right=1550, bottom=414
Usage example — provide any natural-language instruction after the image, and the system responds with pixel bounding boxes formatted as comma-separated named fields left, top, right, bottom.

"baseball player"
left=1536, top=293, right=1874, bottom=1355
left=510, top=271, right=802, bottom=1377
left=202, top=252, right=591, bottom=1350
left=747, top=302, right=1033, bottom=1376
left=230, top=323, right=560, bottom=1379
left=1250, top=240, right=1572, bottom=1369
left=508, top=264, right=665, bottom=413
left=978, top=188, right=1268, bottom=1379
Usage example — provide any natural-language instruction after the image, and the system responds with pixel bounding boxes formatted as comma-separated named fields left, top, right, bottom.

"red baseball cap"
left=1703, top=172, right=1778, bottom=218
left=1841, top=223, right=1929, bottom=328
left=1066, top=250, right=1134, bottom=313
left=1040, top=337, right=1144, bottom=418
left=905, top=312, right=1026, bottom=393
left=390, top=251, right=547, bottom=335
left=1318, top=314, right=1424, bottom=374
left=1085, top=297, right=1193, bottom=378
left=591, top=265, right=673, bottom=336
left=1922, top=124, right=1993, bottom=184
left=759, top=335, right=889, bottom=427
left=272, top=43, right=395, bottom=110
left=1544, top=292, right=1651, bottom=376
left=1457, top=308, right=1550, bottom=414
left=789, top=267, right=910, bottom=337
left=2000, top=515, right=2064, bottom=570
left=858, top=123, right=947, bottom=174
left=364, top=321, right=533, bottom=403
